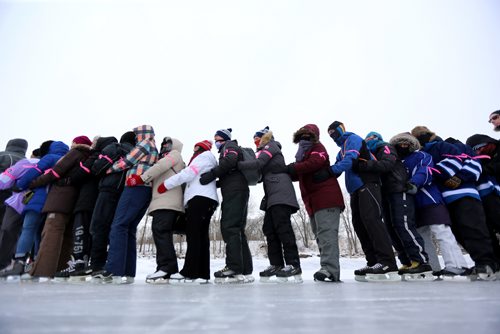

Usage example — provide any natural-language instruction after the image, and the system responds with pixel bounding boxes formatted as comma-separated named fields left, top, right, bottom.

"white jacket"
left=164, top=150, right=219, bottom=206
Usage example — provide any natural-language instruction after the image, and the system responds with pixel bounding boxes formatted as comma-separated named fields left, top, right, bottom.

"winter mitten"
left=157, top=183, right=168, bottom=194
left=199, top=170, right=216, bottom=185
left=126, top=174, right=144, bottom=187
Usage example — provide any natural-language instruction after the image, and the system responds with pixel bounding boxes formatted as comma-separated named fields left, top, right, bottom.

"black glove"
left=443, top=176, right=462, bottom=189
left=286, top=163, right=297, bottom=178
left=199, top=170, right=216, bottom=185
left=312, top=168, right=335, bottom=183
left=56, top=177, right=72, bottom=186
left=351, top=159, right=367, bottom=172
left=404, top=182, right=418, bottom=195
left=10, top=185, right=22, bottom=193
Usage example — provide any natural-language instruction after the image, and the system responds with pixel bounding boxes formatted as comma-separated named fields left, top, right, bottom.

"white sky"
left=1, top=0, right=499, bottom=163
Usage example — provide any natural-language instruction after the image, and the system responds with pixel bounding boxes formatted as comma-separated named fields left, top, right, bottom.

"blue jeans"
left=105, top=186, right=152, bottom=277
left=15, top=210, right=44, bottom=258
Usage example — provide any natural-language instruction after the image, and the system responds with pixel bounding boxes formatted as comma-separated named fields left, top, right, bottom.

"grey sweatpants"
left=310, top=207, right=341, bottom=280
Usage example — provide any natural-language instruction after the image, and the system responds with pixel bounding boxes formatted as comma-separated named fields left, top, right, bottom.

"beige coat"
left=141, top=138, right=185, bottom=214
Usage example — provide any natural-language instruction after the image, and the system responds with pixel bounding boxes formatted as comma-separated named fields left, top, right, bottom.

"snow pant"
left=0, top=206, right=23, bottom=269
left=105, top=186, right=151, bottom=277
left=220, top=190, right=252, bottom=275
left=481, top=193, right=500, bottom=261
left=0, top=189, right=11, bottom=228
left=418, top=224, right=468, bottom=271
left=180, top=196, right=218, bottom=280
left=72, top=211, right=92, bottom=262
left=15, top=210, right=44, bottom=259
left=310, top=207, right=341, bottom=280
left=350, top=183, right=396, bottom=268
left=30, top=213, right=74, bottom=277
left=90, top=191, right=121, bottom=271
left=150, top=209, right=179, bottom=274
left=447, top=197, right=498, bottom=268
left=382, top=192, right=427, bottom=266
left=263, top=204, right=300, bottom=268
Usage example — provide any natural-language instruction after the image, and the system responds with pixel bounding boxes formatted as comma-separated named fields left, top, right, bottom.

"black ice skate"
left=313, top=269, right=340, bottom=283
left=213, top=266, right=246, bottom=284
left=259, top=265, right=283, bottom=283
left=364, top=263, right=400, bottom=282
left=438, top=267, right=473, bottom=281
left=473, top=265, right=497, bottom=281
left=68, top=260, right=92, bottom=282
left=0, top=259, right=25, bottom=281
left=399, top=261, right=434, bottom=281
left=145, top=270, right=171, bottom=284
left=53, top=259, right=76, bottom=282
left=353, top=265, right=371, bottom=282
left=91, top=270, right=113, bottom=283
left=275, top=265, right=303, bottom=284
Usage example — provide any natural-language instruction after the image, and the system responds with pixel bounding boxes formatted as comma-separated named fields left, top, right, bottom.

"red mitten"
left=126, top=174, right=144, bottom=187
left=157, top=183, right=168, bottom=194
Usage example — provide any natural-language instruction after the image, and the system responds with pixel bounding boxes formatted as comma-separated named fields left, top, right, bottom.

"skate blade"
left=276, top=275, right=303, bottom=284
left=146, top=278, right=169, bottom=284
left=402, top=272, right=435, bottom=282
left=68, top=276, right=90, bottom=283
left=181, top=279, right=210, bottom=285
left=365, top=272, right=401, bottom=282
left=51, top=277, right=69, bottom=283
left=354, top=275, right=367, bottom=282
left=259, top=276, right=278, bottom=283
left=214, top=276, right=246, bottom=284
left=441, top=275, right=473, bottom=282
left=5, top=275, right=22, bottom=283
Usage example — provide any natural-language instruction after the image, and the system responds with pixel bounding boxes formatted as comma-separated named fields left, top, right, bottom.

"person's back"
left=0, top=138, right=28, bottom=220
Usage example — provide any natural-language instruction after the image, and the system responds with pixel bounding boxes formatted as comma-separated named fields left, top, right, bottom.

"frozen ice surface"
left=0, top=257, right=499, bottom=334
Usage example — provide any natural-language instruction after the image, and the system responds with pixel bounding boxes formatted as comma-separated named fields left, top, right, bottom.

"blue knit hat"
left=215, top=128, right=232, bottom=141
left=365, top=131, right=383, bottom=141
left=254, top=126, right=269, bottom=138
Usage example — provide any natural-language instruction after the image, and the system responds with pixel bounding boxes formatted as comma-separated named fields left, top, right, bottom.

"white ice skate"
left=145, top=270, right=170, bottom=284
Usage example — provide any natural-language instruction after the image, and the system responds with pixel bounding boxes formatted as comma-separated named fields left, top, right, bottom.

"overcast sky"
left=1, top=0, right=499, bottom=166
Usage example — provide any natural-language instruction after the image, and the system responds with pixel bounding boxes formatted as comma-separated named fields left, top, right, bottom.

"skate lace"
left=264, top=265, right=278, bottom=271
left=60, top=260, right=76, bottom=273
left=282, top=265, right=295, bottom=272
left=370, top=263, right=383, bottom=270
left=217, top=266, right=231, bottom=273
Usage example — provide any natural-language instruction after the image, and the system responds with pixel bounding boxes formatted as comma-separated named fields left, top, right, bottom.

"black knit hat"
left=39, top=140, right=54, bottom=157
left=466, top=134, right=497, bottom=151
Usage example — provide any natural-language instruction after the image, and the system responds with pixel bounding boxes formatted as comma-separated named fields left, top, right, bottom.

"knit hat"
left=466, top=134, right=497, bottom=151
left=411, top=126, right=437, bottom=145
left=72, top=135, right=92, bottom=146
left=32, top=148, right=41, bottom=158
left=215, top=128, right=232, bottom=141
left=365, top=131, right=383, bottom=141
left=254, top=126, right=270, bottom=138
left=327, top=121, right=345, bottom=140
left=120, top=131, right=136, bottom=146
left=195, top=140, right=213, bottom=151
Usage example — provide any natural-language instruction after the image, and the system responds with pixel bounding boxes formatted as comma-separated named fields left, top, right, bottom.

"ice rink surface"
left=1, top=257, right=499, bottom=334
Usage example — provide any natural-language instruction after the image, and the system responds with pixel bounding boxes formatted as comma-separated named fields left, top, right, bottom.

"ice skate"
left=259, top=265, right=282, bottom=283
left=91, top=270, right=113, bottom=283
left=400, top=262, right=434, bottom=281
left=439, top=267, right=473, bottom=281
left=170, top=273, right=210, bottom=285
left=474, top=265, right=497, bottom=281
left=244, top=274, right=255, bottom=283
left=53, top=258, right=76, bottom=282
left=0, top=259, right=25, bottom=281
left=68, top=260, right=92, bottom=282
left=145, top=270, right=170, bottom=284
left=353, top=265, right=371, bottom=282
left=276, top=265, right=303, bottom=284
left=364, top=263, right=400, bottom=282
left=213, top=266, right=246, bottom=284
left=313, top=269, right=340, bottom=283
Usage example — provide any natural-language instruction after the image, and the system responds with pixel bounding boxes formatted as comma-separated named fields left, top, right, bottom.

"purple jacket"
left=0, top=158, right=39, bottom=214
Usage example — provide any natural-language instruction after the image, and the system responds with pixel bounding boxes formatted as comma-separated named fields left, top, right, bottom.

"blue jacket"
left=331, top=132, right=379, bottom=194
left=402, top=150, right=446, bottom=208
left=17, top=141, right=69, bottom=213
left=422, top=140, right=481, bottom=203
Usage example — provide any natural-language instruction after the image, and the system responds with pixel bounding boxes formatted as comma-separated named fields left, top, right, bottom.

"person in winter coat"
left=89, top=131, right=135, bottom=275
left=126, top=136, right=185, bottom=282
left=327, top=121, right=398, bottom=281
left=239, top=127, right=302, bottom=282
left=0, top=152, right=39, bottom=271
left=389, top=133, right=469, bottom=277
left=162, top=140, right=219, bottom=283
left=466, top=134, right=500, bottom=184
left=96, top=125, right=158, bottom=284
left=360, top=131, right=431, bottom=276
left=411, top=126, right=498, bottom=279
left=489, top=110, right=500, bottom=132
left=285, top=124, right=345, bottom=282
left=0, top=138, right=28, bottom=222
left=25, top=136, right=92, bottom=279
left=53, top=136, right=119, bottom=280
left=199, top=128, right=253, bottom=283
left=0, top=141, right=68, bottom=278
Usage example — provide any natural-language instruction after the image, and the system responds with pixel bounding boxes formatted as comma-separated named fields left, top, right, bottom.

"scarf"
left=295, top=140, right=313, bottom=162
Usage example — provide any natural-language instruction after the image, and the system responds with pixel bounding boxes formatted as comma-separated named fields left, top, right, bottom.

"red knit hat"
left=195, top=140, right=212, bottom=151
left=72, top=135, right=92, bottom=146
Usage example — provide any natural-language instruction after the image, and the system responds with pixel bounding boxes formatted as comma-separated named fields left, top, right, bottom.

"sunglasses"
left=489, top=114, right=499, bottom=123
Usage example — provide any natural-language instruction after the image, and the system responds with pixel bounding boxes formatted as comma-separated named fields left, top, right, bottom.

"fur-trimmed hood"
left=259, top=131, right=274, bottom=147
left=293, top=124, right=320, bottom=144
left=411, top=126, right=437, bottom=144
left=389, top=132, right=421, bottom=152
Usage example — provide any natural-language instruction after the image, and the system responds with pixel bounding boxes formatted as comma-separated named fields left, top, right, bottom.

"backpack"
left=239, top=147, right=262, bottom=186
